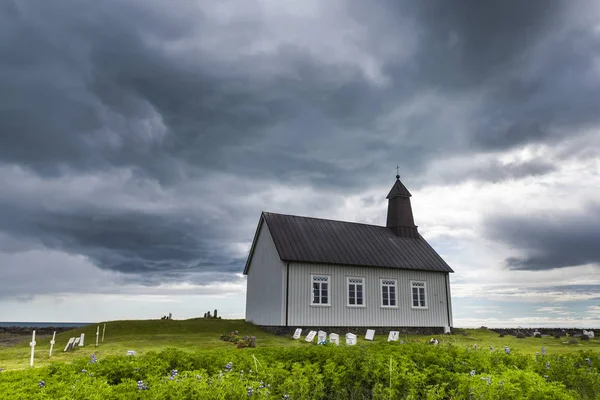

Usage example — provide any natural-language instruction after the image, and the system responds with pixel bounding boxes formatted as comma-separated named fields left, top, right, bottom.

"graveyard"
left=0, top=319, right=599, bottom=398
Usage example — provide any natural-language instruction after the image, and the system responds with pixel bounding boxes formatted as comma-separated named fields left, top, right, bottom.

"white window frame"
left=347, top=277, right=365, bottom=307
left=380, top=278, right=398, bottom=308
left=411, top=280, right=428, bottom=309
left=311, top=274, right=331, bottom=306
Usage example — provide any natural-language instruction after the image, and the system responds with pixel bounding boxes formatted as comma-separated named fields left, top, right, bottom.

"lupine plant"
left=0, top=344, right=598, bottom=399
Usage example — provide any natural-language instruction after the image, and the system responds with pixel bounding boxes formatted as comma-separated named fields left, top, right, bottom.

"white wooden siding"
left=445, top=273, right=453, bottom=327
left=245, top=222, right=286, bottom=325
left=287, top=262, right=451, bottom=327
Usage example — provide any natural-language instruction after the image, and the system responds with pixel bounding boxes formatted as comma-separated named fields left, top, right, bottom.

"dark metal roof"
left=245, top=212, right=453, bottom=273
left=386, top=177, right=412, bottom=198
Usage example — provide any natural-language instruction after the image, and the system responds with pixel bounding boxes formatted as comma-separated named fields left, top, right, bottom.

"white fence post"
left=49, top=331, right=56, bottom=357
left=29, top=330, right=36, bottom=367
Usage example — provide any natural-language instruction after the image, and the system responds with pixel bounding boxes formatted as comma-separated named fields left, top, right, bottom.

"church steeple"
left=386, top=174, right=418, bottom=238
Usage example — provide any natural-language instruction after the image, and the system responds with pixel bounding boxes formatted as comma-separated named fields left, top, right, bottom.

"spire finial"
left=396, top=164, right=400, bottom=180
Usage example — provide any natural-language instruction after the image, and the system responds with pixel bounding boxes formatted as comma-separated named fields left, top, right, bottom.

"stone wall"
left=258, top=326, right=446, bottom=336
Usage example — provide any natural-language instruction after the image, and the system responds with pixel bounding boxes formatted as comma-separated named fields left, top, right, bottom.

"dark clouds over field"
left=1, top=0, right=599, bottom=323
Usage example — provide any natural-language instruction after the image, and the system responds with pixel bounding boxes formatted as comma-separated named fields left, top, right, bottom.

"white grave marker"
left=64, top=337, right=75, bottom=352
left=365, top=329, right=376, bottom=341
left=29, top=330, right=36, bottom=367
left=49, top=331, right=56, bottom=357
left=73, top=337, right=80, bottom=350
left=292, top=328, right=302, bottom=339
left=102, top=323, right=106, bottom=342
left=126, top=350, right=136, bottom=356
left=329, top=333, right=339, bottom=345
left=305, top=330, right=317, bottom=342
left=80, top=333, right=85, bottom=347
left=346, top=333, right=357, bottom=345
left=388, top=331, right=399, bottom=342
left=318, top=331, right=327, bottom=343
left=96, top=326, right=100, bottom=346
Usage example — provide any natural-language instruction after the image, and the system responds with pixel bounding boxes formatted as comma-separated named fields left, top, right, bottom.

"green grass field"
left=1, top=319, right=598, bottom=371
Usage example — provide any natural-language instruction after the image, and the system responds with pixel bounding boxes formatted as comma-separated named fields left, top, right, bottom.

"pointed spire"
left=386, top=173, right=417, bottom=237
left=386, top=175, right=412, bottom=199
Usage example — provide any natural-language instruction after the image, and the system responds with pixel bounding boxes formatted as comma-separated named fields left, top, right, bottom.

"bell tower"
left=386, top=174, right=418, bottom=238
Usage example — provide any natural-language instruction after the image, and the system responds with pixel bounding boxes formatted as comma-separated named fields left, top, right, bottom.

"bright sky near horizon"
left=1, top=0, right=599, bottom=327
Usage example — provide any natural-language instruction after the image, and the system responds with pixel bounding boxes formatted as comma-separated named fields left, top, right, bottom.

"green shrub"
left=0, top=344, right=597, bottom=399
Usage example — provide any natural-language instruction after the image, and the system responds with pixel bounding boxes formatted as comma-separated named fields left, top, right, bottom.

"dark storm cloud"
left=430, top=158, right=557, bottom=185
left=0, top=188, right=247, bottom=279
left=1, top=0, right=600, bottom=288
left=486, top=205, right=600, bottom=271
left=3, top=0, right=596, bottom=185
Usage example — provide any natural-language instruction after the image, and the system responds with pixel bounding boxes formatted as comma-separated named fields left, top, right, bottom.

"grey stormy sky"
left=1, top=0, right=599, bottom=327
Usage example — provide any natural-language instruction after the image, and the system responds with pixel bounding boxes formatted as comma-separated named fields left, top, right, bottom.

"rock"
left=580, top=334, right=590, bottom=341
left=249, top=336, right=256, bottom=348
left=516, top=332, right=526, bottom=339
left=499, top=334, right=505, bottom=338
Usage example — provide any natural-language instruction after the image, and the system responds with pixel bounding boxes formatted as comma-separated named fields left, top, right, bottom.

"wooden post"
left=29, top=330, right=36, bottom=367
left=96, top=326, right=99, bottom=347
left=49, top=331, right=56, bottom=357
left=101, top=323, right=106, bottom=342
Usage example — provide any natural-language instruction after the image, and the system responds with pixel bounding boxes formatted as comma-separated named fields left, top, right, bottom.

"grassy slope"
left=0, top=319, right=598, bottom=370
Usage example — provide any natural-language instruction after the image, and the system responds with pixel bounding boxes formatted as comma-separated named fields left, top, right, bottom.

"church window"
left=411, top=281, right=427, bottom=308
left=380, top=279, right=397, bottom=307
left=347, top=277, right=365, bottom=306
left=311, top=275, right=330, bottom=305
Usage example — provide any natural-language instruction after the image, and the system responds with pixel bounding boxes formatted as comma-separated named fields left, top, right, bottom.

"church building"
left=243, top=176, right=454, bottom=331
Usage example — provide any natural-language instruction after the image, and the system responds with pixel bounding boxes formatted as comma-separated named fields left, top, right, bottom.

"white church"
left=243, top=176, right=453, bottom=331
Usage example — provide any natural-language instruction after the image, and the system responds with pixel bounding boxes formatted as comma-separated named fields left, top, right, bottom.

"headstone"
left=329, top=333, right=339, bottom=345
left=583, top=330, right=595, bottom=338
left=293, top=328, right=302, bottom=339
left=73, top=337, right=80, bottom=349
left=317, top=331, right=327, bottom=343
left=126, top=350, right=136, bottom=356
left=388, top=331, right=399, bottom=342
left=96, top=326, right=99, bottom=347
left=64, top=337, right=75, bottom=352
left=49, top=331, right=56, bottom=357
left=365, top=329, right=375, bottom=341
left=80, top=333, right=85, bottom=347
left=29, top=330, right=36, bottom=367
left=305, top=331, right=317, bottom=342
left=214, top=309, right=218, bottom=318
left=249, top=336, right=256, bottom=348
left=102, top=324, right=106, bottom=342
left=346, top=333, right=357, bottom=345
